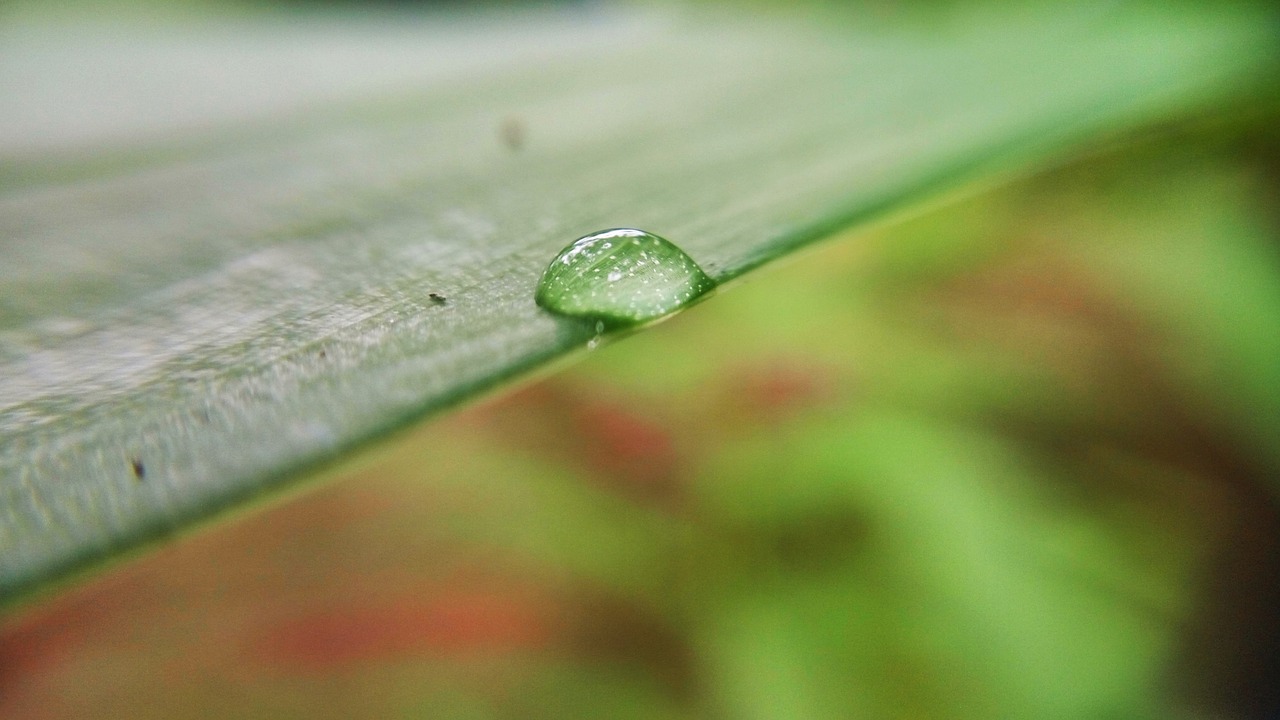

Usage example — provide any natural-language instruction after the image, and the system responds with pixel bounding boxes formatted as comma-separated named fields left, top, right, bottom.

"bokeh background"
left=2, top=1, right=1279, bottom=718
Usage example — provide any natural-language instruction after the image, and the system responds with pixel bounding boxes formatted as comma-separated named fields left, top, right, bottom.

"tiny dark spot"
left=318, top=349, right=327, bottom=359
left=130, top=458, right=146, bottom=480
left=500, top=116, right=525, bottom=152
left=428, top=292, right=448, bottom=305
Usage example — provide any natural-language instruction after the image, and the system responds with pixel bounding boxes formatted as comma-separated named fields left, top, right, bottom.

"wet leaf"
left=0, top=3, right=1274, bottom=602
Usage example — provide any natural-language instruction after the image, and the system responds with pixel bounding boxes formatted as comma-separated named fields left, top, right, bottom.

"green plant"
left=1, top=2, right=1279, bottom=717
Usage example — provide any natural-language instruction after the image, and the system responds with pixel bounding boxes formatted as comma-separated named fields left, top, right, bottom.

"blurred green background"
left=2, top=1, right=1279, bottom=719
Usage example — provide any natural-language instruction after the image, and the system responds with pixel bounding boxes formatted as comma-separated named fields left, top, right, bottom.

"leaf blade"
left=1, top=4, right=1274, bottom=601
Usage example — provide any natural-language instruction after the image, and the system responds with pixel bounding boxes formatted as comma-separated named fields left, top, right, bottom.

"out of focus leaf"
left=0, top=3, right=1274, bottom=602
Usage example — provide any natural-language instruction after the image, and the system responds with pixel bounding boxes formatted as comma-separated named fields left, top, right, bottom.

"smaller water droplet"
left=535, top=228, right=715, bottom=328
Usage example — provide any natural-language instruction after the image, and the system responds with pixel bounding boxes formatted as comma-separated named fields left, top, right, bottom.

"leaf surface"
left=0, top=4, right=1273, bottom=601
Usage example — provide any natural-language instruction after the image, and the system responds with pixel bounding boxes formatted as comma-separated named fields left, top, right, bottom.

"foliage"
left=1, top=1, right=1279, bottom=718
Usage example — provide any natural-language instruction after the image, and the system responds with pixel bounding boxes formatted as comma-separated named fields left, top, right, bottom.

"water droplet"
left=587, top=320, right=604, bottom=350
left=535, top=228, right=715, bottom=328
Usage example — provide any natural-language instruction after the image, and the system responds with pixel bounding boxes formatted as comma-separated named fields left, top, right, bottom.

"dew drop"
left=534, top=228, right=715, bottom=328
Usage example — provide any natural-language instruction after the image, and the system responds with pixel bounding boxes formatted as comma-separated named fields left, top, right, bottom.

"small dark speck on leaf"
left=318, top=349, right=327, bottom=359
left=500, top=116, right=525, bottom=152
left=429, top=293, right=448, bottom=305
left=131, top=458, right=145, bottom=480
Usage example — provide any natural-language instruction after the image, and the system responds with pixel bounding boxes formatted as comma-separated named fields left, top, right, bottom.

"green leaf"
left=0, top=3, right=1274, bottom=603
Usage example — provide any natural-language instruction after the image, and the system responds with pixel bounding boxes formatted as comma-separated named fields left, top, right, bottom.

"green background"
left=1, top=0, right=1278, bottom=717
